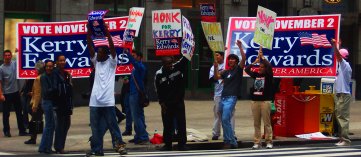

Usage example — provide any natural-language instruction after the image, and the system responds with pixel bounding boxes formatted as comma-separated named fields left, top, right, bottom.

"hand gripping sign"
left=88, top=10, right=109, bottom=39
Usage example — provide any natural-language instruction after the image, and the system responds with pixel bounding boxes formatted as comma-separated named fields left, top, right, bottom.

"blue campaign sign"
left=17, top=17, right=132, bottom=78
left=226, top=15, right=340, bottom=77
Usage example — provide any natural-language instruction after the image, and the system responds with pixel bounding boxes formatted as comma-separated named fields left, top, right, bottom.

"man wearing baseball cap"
left=331, top=39, right=352, bottom=146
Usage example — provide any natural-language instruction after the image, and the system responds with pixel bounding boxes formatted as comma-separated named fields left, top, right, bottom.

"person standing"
left=120, top=76, right=132, bottom=136
left=0, top=50, right=28, bottom=137
left=209, top=51, right=235, bottom=140
left=38, top=60, right=57, bottom=154
left=53, top=54, right=73, bottom=154
left=331, top=39, right=352, bottom=146
left=86, top=23, right=127, bottom=156
left=24, top=61, right=44, bottom=145
left=213, top=40, right=246, bottom=149
left=245, top=47, right=274, bottom=149
left=125, top=50, right=149, bottom=144
left=155, top=56, right=189, bottom=151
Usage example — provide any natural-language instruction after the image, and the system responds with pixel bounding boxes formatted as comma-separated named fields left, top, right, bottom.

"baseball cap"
left=339, top=49, right=349, bottom=59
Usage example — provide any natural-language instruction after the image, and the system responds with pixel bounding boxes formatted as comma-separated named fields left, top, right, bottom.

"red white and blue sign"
left=226, top=14, right=340, bottom=77
left=17, top=16, right=133, bottom=78
left=200, top=3, right=217, bottom=22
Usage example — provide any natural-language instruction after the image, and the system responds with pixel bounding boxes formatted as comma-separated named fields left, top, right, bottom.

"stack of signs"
left=123, top=7, right=144, bottom=50
left=181, top=16, right=195, bottom=61
left=152, top=9, right=182, bottom=56
left=200, top=3, right=217, bottom=22
left=253, top=6, right=277, bottom=50
left=201, top=22, right=224, bottom=52
left=88, top=10, right=109, bottom=39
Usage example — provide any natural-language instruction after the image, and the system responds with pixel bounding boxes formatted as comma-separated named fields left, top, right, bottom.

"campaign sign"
left=88, top=10, right=108, bottom=39
left=154, top=38, right=181, bottom=56
left=123, top=29, right=136, bottom=50
left=127, top=7, right=144, bottom=37
left=201, top=22, right=224, bottom=52
left=152, top=9, right=182, bottom=56
left=181, top=16, right=195, bottom=61
left=254, top=6, right=277, bottom=50
left=17, top=17, right=133, bottom=79
left=226, top=14, right=340, bottom=77
left=200, top=3, right=217, bottom=22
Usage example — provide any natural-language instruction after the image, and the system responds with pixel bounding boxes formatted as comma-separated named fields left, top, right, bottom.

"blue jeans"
left=39, top=100, right=55, bottom=152
left=124, top=93, right=133, bottom=131
left=129, top=93, right=149, bottom=142
left=90, top=107, right=124, bottom=153
left=220, top=96, right=238, bottom=146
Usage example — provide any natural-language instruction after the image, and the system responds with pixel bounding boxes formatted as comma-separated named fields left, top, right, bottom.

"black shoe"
left=135, top=140, right=149, bottom=145
left=55, top=149, right=67, bottom=154
left=128, top=139, right=135, bottom=143
left=85, top=151, right=104, bottom=157
left=38, top=150, right=55, bottom=154
left=177, top=145, right=190, bottom=151
left=24, top=139, right=36, bottom=144
left=4, top=132, right=11, bottom=137
left=19, top=132, right=30, bottom=136
left=212, top=135, right=219, bottom=140
left=122, top=130, right=132, bottom=136
left=158, top=145, right=172, bottom=151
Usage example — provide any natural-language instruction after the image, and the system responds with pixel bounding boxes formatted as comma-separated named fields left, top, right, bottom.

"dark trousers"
left=21, top=94, right=31, bottom=129
left=161, top=101, right=187, bottom=146
left=2, top=92, right=26, bottom=133
left=54, top=111, right=71, bottom=151
left=29, top=107, right=44, bottom=140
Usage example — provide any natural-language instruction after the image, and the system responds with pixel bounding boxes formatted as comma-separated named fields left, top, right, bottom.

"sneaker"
left=85, top=151, right=104, bottom=157
left=24, top=139, right=36, bottom=144
left=4, top=132, right=11, bottom=137
left=212, top=135, right=219, bottom=140
left=334, top=140, right=342, bottom=146
left=135, top=140, right=149, bottom=145
left=266, top=143, right=273, bottom=149
left=122, top=130, right=132, bottom=136
left=158, top=145, right=172, bottom=151
left=223, top=144, right=238, bottom=149
left=115, top=144, right=127, bottom=155
left=252, top=144, right=261, bottom=149
left=335, top=141, right=351, bottom=146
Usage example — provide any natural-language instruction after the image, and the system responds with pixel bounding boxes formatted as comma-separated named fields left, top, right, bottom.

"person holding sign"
left=154, top=56, right=189, bottom=151
left=331, top=39, right=352, bottom=147
left=213, top=40, right=246, bottom=149
left=209, top=51, right=236, bottom=141
left=86, top=23, right=127, bottom=156
left=245, top=47, right=274, bottom=149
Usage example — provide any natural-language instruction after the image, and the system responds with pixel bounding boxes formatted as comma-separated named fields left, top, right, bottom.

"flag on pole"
left=93, top=35, right=123, bottom=47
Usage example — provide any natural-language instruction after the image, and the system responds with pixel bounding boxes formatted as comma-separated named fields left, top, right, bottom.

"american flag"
left=298, top=32, right=332, bottom=48
left=92, top=35, right=123, bottom=47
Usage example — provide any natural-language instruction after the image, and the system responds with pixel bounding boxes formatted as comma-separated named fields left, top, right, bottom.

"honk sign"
left=201, top=22, right=224, bottom=52
left=254, top=6, right=277, bottom=50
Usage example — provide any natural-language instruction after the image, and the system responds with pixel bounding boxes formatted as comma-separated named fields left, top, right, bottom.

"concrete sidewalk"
left=0, top=100, right=360, bottom=153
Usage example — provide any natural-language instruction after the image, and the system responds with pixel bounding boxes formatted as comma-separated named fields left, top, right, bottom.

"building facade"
left=0, top=0, right=360, bottom=106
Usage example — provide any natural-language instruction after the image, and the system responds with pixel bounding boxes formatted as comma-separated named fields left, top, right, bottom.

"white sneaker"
left=266, top=143, right=273, bottom=149
left=252, top=144, right=261, bottom=149
left=334, top=141, right=342, bottom=146
left=335, top=141, right=350, bottom=147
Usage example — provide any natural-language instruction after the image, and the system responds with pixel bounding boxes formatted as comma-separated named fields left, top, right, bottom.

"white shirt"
left=89, top=54, right=117, bottom=107
left=209, top=63, right=224, bottom=97
left=335, top=59, right=352, bottom=94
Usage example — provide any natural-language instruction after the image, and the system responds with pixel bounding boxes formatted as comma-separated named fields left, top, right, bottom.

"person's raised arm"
left=236, top=40, right=246, bottom=69
left=213, top=58, right=221, bottom=80
left=331, top=39, right=343, bottom=62
left=86, top=24, right=95, bottom=59
left=104, top=23, right=116, bottom=59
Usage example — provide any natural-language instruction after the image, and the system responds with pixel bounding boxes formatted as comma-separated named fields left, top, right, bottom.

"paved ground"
left=0, top=100, right=360, bottom=154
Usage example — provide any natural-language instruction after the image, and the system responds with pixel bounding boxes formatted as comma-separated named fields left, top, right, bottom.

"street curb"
left=121, top=137, right=361, bottom=152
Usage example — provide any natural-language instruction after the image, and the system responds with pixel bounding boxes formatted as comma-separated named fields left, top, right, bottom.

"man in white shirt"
left=86, top=24, right=127, bottom=156
left=331, top=39, right=352, bottom=146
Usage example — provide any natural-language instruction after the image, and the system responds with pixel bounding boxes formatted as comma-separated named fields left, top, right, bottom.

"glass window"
left=5, top=0, right=50, bottom=13
left=172, top=0, right=216, bottom=8
left=94, top=0, right=140, bottom=17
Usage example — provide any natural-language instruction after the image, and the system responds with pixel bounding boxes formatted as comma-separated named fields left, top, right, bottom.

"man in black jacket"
left=154, top=56, right=188, bottom=151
